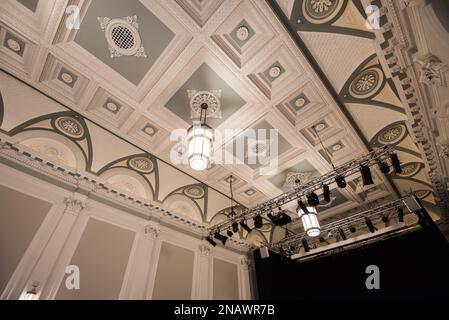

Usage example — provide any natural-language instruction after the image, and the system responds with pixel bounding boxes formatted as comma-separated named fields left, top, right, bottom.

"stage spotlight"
left=360, top=165, right=374, bottom=186
left=239, top=221, right=252, bottom=233
left=365, top=217, right=377, bottom=233
left=381, top=215, right=389, bottom=226
left=269, top=207, right=292, bottom=226
left=267, top=212, right=276, bottom=223
left=205, top=236, right=217, bottom=247
left=397, top=208, right=404, bottom=223
left=232, top=221, right=239, bottom=233
left=335, top=175, right=347, bottom=188
left=323, top=184, right=331, bottom=202
left=306, top=192, right=320, bottom=207
left=289, top=245, right=296, bottom=252
left=254, top=215, right=263, bottom=228
left=297, top=199, right=309, bottom=214
left=302, top=239, right=310, bottom=253
left=378, top=161, right=390, bottom=174
left=349, top=226, right=357, bottom=233
left=390, top=153, right=402, bottom=174
left=338, top=227, right=347, bottom=241
left=214, top=232, right=228, bottom=245
left=226, top=230, right=233, bottom=237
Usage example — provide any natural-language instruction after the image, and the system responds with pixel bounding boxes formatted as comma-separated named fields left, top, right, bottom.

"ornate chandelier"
left=187, top=102, right=214, bottom=171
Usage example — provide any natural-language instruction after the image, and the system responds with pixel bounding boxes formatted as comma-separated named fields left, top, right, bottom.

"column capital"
left=64, top=194, right=87, bottom=216
left=144, top=223, right=161, bottom=240
left=240, top=256, right=251, bottom=270
left=199, top=244, right=212, bottom=257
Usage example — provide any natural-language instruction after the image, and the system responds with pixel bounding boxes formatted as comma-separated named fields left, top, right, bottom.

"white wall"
left=0, top=162, right=253, bottom=300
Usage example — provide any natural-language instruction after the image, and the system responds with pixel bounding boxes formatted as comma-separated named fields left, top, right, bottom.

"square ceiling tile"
left=75, top=0, right=175, bottom=85
left=164, top=63, right=246, bottom=128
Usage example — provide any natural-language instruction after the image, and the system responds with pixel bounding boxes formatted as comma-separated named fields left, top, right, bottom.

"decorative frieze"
left=144, top=223, right=161, bottom=240
left=414, top=55, right=448, bottom=87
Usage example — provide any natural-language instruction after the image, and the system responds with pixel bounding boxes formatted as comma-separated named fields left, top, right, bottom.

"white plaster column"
left=122, top=222, right=161, bottom=299
left=142, top=223, right=162, bottom=299
left=238, top=255, right=252, bottom=300
left=193, top=243, right=213, bottom=299
left=24, top=194, right=87, bottom=300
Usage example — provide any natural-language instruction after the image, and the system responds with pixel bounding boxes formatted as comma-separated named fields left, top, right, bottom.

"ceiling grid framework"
left=0, top=0, right=445, bottom=245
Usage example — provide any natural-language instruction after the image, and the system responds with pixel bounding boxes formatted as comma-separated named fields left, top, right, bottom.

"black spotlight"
left=239, top=221, right=252, bottom=233
left=381, top=215, right=389, bottom=226
left=267, top=212, right=276, bottom=223
left=254, top=215, right=263, bottom=229
left=360, top=165, right=374, bottom=186
left=378, top=161, right=390, bottom=174
left=205, top=236, right=217, bottom=247
left=397, top=208, right=404, bottom=223
left=289, top=245, right=296, bottom=252
left=365, top=218, right=377, bottom=233
left=214, top=232, right=228, bottom=245
left=226, top=230, right=233, bottom=237
left=338, top=227, right=347, bottom=241
left=232, top=221, right=239, bottom=233
left=306, top=192, right=320, bottom=207
left=323, top=184, right=331, bottom=202
left=349, top=225, right=357, bottom=233
left=302, top=239, right=310, bottom=253
left=297, top=199, right=309, bottom=213
left=390, top=153, right=402, bottom=174
left=335, top=175, right=347, bottom=188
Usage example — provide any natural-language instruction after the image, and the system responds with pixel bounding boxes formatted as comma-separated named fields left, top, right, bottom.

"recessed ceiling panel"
left=75, top=0, right=175, bottom=85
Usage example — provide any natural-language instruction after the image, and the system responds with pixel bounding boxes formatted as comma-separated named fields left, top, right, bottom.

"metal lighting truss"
left=209, top=145, right=395, bottom=234
left=267, top=194, right=419, bottom=252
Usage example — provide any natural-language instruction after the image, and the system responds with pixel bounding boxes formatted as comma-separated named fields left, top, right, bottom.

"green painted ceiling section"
left=75, top=0, right=175, bottom=85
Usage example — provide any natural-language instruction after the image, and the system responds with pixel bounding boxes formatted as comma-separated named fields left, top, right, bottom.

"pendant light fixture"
left=297, top=202, right=321, bottom=237
left=187, top=103, right=214, bottom=171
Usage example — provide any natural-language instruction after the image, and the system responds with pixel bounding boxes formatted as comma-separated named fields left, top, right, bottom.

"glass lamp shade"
left=298, top=206, right=320, bottom=237
left=187, top=123, right=214, bottom=171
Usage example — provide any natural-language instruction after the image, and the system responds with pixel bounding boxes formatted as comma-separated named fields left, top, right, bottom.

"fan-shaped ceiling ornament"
left=54, top=116, right=84, bottom=139
left=349, top=68, right=383, bottom=99
left=302, top=0, right=344, bottom=24
left=395, top=162, right=422, bottom=178
left=128, top=156, right=154, bottom=174
left=183, top=185, right=205, bottom=199
left=375, top=123, right=407, bottom=146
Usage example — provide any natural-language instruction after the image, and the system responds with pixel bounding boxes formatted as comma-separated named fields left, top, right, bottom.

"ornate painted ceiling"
left=0, top=0, right=447, bottom=245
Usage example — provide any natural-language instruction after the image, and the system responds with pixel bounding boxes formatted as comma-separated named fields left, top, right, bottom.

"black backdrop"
left=254, top=228, right=449, bottom=300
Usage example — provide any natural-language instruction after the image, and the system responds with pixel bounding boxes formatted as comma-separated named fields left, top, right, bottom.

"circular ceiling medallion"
left=60, top=72, right=74, bottom=84
left=190, top=91, right=221, bottom=118
left=183, top=185, right=205, bottom=199
left=236, top=26, right=250, bottom=41
left=144, top=126, right=155, bottom=135
left=284, top=171, right=312, bottom=187
left=55, top=117, right=84, bottom=139
left=129, top=156, right=154, bottom=174
left=295, top=97, right=306, bottom=108
left=377, top=124, right=406, bottom=145
left=331, top=143, right=342, bottom=151
left=303, top=0, right=343, bottom=24
left=6, top=39, right=21, bottom=52
left=414, top=189, right=431, bottom=199
left=349, top=68, right=383, bottom=99
left=315, top=123, right=326, bottom=131
left=396, top=162, right=421, bottom=177
left=106, top=102, right=118, bottom=112
left=269, top=66, right=281, bottom=78
left=105, top=19, right=141, bottom=56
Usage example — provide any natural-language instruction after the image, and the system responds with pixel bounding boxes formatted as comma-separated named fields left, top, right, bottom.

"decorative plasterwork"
left=188, top=90, right=222, bottom=119
left=97, top=15, right=147, bottom=59
left=284, top=171, right=313, bottom=187
left=414, top=54, right=448, bottom=87
left=199, top=244, right=212, bottom=257
left=64, top=194, right=87, bottom=216
left=144, top=223, right=161, bottom=239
